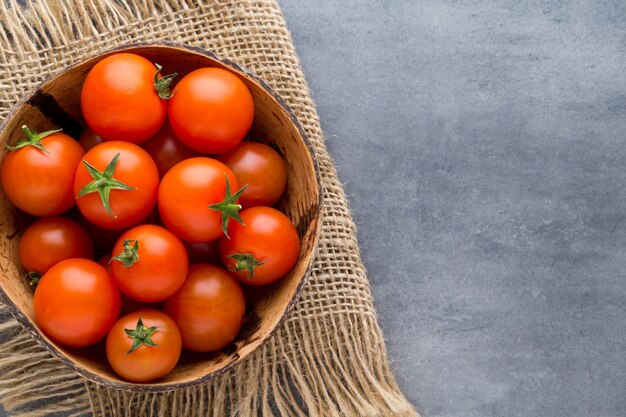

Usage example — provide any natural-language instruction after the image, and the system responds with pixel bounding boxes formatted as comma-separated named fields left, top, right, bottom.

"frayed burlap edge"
left=0, top=1, right=419, bottom=416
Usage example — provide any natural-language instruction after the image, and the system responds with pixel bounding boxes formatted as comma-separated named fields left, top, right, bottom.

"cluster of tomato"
left=1, top=53, right=300, bottom=382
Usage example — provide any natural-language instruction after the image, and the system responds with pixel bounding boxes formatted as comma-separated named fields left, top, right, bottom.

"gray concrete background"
left=280, top=1, right=626, bottom=416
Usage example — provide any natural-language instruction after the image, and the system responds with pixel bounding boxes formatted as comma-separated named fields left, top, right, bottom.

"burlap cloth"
left=0, top=1, right=418, bottom=416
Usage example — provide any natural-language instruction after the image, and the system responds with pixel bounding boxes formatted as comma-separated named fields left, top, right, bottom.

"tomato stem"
left=125, top=314, right=160, bottom=354
left=154, top=63, right=177, bottom=100
left=111, top=239, right=140, bottom=267
left=5, top=125, right=62, bottom=154
left=76, top=152, right=137, bottom=218
left=26, top=271, right=42, bottom=287
left=227, top=252, right=266, bottom=279
left=208, top=176, right=247, bottom=238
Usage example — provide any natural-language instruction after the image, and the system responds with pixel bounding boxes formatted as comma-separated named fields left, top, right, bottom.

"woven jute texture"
left=0, top=1, right=418, bottom=416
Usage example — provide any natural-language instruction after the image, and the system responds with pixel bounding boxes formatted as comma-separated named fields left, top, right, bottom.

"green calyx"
left=5, top=125, right=62, bottom=154
left=227, top=252, right=267, bottom=280
left=208, top=176, right=248, bottom=238
left=76, top=152, right=136, bottom=218
left=125, top=314, right=160, bottom=354
left=110, top=240, right=140, bottom=267
left=26, top=271, right=42, bottom=287
left=153, top=63, right=177, bottom=100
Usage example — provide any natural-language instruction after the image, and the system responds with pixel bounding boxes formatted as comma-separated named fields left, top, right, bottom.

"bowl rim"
left=0, top=42, right=323, bottom=392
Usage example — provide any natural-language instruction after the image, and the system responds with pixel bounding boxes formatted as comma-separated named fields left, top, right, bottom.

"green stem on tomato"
left=153, top=63, right=177, bottom=100
left=110, top=239, right=140, bottom=267
left=5, top=125, right=62, bottom=154
left=125, top=314, right=160, bottom=354
left=208, top=176, right=248, bottom=238
left=76, top=152, right=137, bottom=218
left=226, top=252, right=266, bottom=280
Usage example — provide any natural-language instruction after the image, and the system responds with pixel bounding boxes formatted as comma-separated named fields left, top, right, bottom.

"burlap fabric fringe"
left=0, top=1, right=418, bottom=416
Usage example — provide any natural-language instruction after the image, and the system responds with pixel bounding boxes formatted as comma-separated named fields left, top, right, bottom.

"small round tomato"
left=1, top=126, right=84, bottom=216
left=216, top=141, right=287, bottom=207
left=220, top=207, right=300, bottom=286
left=141, top=122, right=199, bottom=177
left=34, top=258, right=121, bottom=347
left=78, top=128, right=104, bottom=152
left=158, top=157, right=244, bottom=242
left=184, top=239, right=221, bottom=264
left=168, top=67, right=254, bottom=153
left=110, top=224, right=188, bottom=302
left=164, top=264, right=245, bottom=352
left=19, top=217, right=94, bottom=276
left=81, top=53, right=175, bottom=143
left=74, top=141, right=159, bottom=229
left=106, top=309, right=181, bottom=382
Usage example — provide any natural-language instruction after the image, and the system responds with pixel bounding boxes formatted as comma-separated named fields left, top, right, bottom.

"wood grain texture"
left=0, top=43, right=322, bottom=391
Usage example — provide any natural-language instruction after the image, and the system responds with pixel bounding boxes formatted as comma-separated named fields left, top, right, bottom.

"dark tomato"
left=216, top=141, right=287, bottom=208
left=164, top=264, right=245, bottom=352
left=19, top=217, right=94, bottom=275
left=141, top=122, right=199, bottom=177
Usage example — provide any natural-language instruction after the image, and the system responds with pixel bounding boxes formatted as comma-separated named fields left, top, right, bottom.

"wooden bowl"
left=0, top=44, right=321, bottom=391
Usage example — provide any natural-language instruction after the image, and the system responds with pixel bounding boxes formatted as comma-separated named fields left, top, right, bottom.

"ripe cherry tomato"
left=106, top=309, right=181, bottom=382
left=158, top=157, right=244, bottom=242
left=1, top=126, right=84, bottom=216
left=78, top=128, right=104, bottom=152
left=141, top=122, right=199, bottom=177
left=168, top=67, right=254, bottom=153
left=74, top=141, right=159, bottom=230
left=184, top=239, right=221, bottom=264
left=216, top=141, right=287, bottom=208
left=110, top=224, right=188, bottom=302
left=81, top=53, right=175, bottom=143
left=164, top=264, right=245, bottom=352
left=19, top=217, right=94, bottom=276
left=34, top=258, right=121, bottom=347
left=220, top=207, right=300, bottom=286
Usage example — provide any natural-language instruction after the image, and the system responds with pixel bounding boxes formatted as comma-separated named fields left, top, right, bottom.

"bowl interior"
left=0, top=44, right=320, bottom=391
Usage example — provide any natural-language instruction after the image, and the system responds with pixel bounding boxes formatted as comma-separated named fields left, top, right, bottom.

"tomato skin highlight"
left=168, top=67, right=254, bottom=153
left=158, top=157, right=240, bottom=242
left=141, top=122, right=199, bottom=177
left=19, top=217, right=94, bottom=274
left=220, top=207, right=300, bottom=286
left=1, top=132, right=84, bottom=216
left=106, top=309, right=182, bottom=382
left=110, top=224, right=188, bottom=302
left=164, top=264, right=245, bottom=352
left=81, top=53, right=167, bottom=143
left=34, top=258, right=121, bottom=347
left=74, top=141, right=159, bottom=230
left=216, top=141, right=287, bottom=208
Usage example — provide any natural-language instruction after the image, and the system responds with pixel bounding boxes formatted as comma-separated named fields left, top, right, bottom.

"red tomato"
left=34, top=258, right=121, bottom=347
left=158, top=157, right=244, bottom=242
left=216, top=141, right=287, bottom=208
left=1, top=126, right=84, bottom=216
left=110, top=225, right=188, bottom=302
left=81, top=53, right=174, bottom=143
left=106, top=309, right=181, bottom=382
left=78, top=128, right=104, bottom=152
left=19, top=217, right=94, bottom=276
left=184, top=239, right=221, bottom=264
left=220, top=207, right=300, bottom=286
left=168, top=67, right=254, bottom=153
left=141, top=122, right=199, bottom=177
left=164, top=264, right=245, bottom=352
left=74, top=141, right=159, bottom=230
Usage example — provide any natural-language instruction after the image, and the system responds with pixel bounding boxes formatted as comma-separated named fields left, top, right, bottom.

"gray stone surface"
left=280, top=1, right=626, bottom=416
